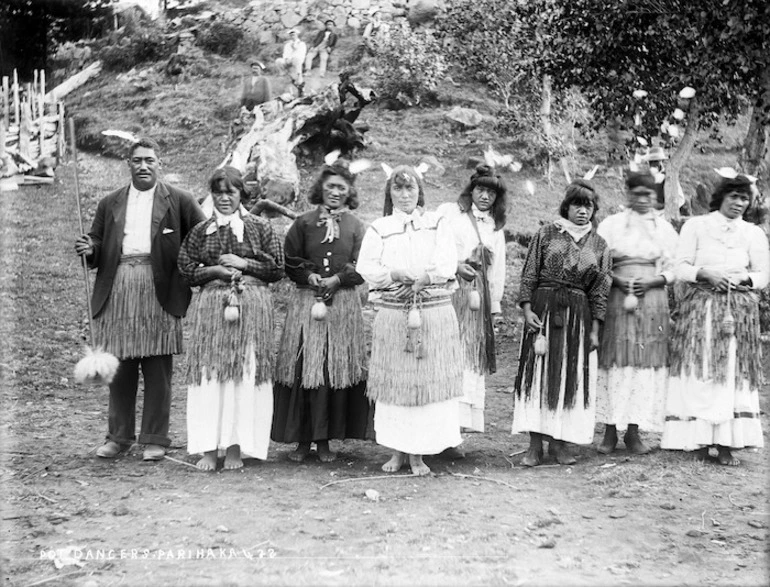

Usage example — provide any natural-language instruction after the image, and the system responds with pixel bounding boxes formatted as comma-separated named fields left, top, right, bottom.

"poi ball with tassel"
left=623, top=278, right=639, bottom=312
left=224, top=305, right=240, bottom=322
left=533, top=333, right=547, bottom=356
left=311, top=299, right=327, bottom=321
left=722, top=312, right=735, bottom=336
left=407, top=307, right=422, bottom=330
left=468, top=289, right=481, bottom=311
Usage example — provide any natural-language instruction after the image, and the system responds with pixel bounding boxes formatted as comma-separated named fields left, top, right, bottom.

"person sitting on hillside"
left=304, top=19, right=338, bottom=78
left=275, top=29, right=307, bottom=96
left=361, top=10, right=390, bottom=55
left=240, top=61, right=272, bottom=110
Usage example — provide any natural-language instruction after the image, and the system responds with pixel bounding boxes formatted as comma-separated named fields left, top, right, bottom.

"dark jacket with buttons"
left=284, top=208, right=365, bottom=288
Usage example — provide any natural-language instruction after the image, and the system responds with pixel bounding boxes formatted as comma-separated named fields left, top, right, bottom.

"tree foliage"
left=370, top=25, right=448, bottom=106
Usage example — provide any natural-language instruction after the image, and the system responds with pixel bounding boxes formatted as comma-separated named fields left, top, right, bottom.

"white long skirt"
left=512, top=349, right=598, bottom=445
left=459, top=370, right=485, bottom=432
left=186, top=347, right=273, bottom=460
left=375, top=398, right=462, bottom=455
left=596, top=367, right=668, bottom=431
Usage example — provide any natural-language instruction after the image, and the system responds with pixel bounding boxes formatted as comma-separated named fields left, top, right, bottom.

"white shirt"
left=283, top=39, right=307, bottom=62
left=439, top=203, right=506, bottom=313
left=597, top=209, right=679, bottom=284
left=357, top=208, right=458, bottom=291
left=675, top=211, right=770, bottom=289
left=122, top=183, right=155, bottom=255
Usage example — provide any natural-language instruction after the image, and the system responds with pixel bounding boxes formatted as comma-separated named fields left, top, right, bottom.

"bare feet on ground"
left=693, top=447, right=710, bottom=462
left=196, top=451, right=217, bottom=471
left=624, top=426, right=651, bottom=455
left=316, top=440, right=337, bottom=463
left=597, top=425, right=618, bottom=455
left=224, top=445, right=243, bottom=470
left=716, top=446, right=740, bottom=466
left=382, top=451, right=406, bottom=472
left=288, top=442, right=311, bottom=462
left=549, top=440, right=577, bottom=465
left=409, top=454, right=431, bottom=476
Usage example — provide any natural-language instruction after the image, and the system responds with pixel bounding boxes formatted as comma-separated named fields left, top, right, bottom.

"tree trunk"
left=665, top=98, right=700, bottom=221
left=739, top=66, right=770, bottom=192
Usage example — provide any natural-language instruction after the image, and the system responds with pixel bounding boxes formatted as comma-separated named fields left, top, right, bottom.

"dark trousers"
left=106, top=355, right=173, bottom=447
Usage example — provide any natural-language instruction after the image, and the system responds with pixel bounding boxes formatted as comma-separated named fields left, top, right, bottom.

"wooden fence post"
left=13, top=70, right=19, bottom=126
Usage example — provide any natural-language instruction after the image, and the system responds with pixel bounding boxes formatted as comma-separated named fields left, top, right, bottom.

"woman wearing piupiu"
left=178, top=166, right=284, bottom=471
left=662, top=173, right=769, bottom=466
left=513, top=180, right=612, bottom=467
left=271, top=162, right=371, bottom=463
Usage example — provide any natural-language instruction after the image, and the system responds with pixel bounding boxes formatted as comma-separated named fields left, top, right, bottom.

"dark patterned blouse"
left=518, top=223, right=612, bottom=321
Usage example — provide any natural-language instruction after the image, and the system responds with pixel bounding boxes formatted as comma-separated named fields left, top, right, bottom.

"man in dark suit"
left=304, top=19, right=338, bottom=77
left=75, top=138, right=205, bottom=461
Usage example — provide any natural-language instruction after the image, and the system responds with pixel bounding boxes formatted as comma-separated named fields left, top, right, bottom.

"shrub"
left=370, top=26, right=448, bottom=106
left=197, top=21, right=243, bottom=56
left=100, top=27, right=172, bottom=71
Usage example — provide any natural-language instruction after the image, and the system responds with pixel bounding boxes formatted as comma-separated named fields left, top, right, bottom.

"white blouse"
left=597, top=209, right=679, bottom=283
left=675, top=211, right=770, bottom=289
left=439, top=203, right=506, bottom=313
left=356, top=208, right=458, bottom=291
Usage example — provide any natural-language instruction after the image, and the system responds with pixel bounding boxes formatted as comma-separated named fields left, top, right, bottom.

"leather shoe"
left=143, top=444, right=165, bottom=461
left=96, top=441, right=128, bottom=458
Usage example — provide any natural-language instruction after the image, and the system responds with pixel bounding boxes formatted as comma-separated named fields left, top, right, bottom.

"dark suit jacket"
left=311, top=30, right=338, bottom=51
left=86, top=181, right=206, bottom=318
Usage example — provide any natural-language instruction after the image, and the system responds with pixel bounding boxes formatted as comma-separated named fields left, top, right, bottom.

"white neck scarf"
left=393, top=206, right=425, bottom=229
left=206, top=208, right=245, bottom=242
left=554, top=217, right=592, bottom=242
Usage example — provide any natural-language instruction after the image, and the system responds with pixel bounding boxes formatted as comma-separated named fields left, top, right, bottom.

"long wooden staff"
left=69, top=117, right=95, bottom=348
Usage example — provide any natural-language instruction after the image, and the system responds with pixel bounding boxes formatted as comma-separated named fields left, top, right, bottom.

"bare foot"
left=196, top=451, right=217, bottom=472
left=521, top=446, right=543, bottom=467
left=409, top=454, right=431, bottom=476
left=597, top=425, right=618, bottom=455
left=316, top=440, right=337, bottom=463
left=692, top=447, right=710, bottom=462
left=549, top=440, right=577, bottom=465
left=381, top=451, right=406, bottom=472
left=224, top=445, right=243, bottom=470
left=624, top=426, right=651, bottom=455
left=716, top=446, right=740, bottom=466
left=288, top=442, right=311, bottom=463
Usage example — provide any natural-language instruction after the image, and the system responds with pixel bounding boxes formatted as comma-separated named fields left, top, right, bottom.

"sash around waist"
left=612, top=256, right=656, bottom=269
left=537, top=279, right=586, bottom=295
left=119, top=254, right=151, bottom=266
left=201, top=275, right=266, bottom=289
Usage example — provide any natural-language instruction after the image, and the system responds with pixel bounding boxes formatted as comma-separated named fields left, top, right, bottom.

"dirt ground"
left=2, top=156, right=769, bottom=587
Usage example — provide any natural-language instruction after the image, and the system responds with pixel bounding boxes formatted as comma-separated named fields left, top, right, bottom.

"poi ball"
left=534, top=333, right=547, bottom=356
left=722, top=313, right=735, bottom=336
left=224, top=305, right=240, bottom=322
left=624, top=294, right=639, bottom=312
left=407, top=307, right=422, bottom=330
left=311, top=300, right=327, bottom=321
left=468, top=290, right=481, bottom=311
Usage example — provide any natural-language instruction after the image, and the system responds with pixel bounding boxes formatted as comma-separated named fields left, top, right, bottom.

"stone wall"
left=216, top=0, right=443, bottom=44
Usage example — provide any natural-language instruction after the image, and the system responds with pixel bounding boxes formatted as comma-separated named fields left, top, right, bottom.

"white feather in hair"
left=714, top=167, right=758, bottom=183
left=102, top=129, right=139, bottom=143
left=324, top=150, right=341, bottom=166
left=583, top=165, right=599, bottom=180
left=348, top=159, right=372, bottom=175
left=414, top=162, right=430, bottom=178
left=381, top=163, right=393, bottom=178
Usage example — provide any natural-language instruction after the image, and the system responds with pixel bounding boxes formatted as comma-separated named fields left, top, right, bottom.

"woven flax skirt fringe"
left=661, top=288, right=763, bottom=451
left=369, top=293, right=463, bottom=454
left=94, top=256, right=182, bottom=358
left=453, top=278, right=490, bottom=432
left=274, top=287, right=367, bottom=389
left=513, top=286, right=597, bottom=445
left=596, top=263, right=669, bottom=431
left=185, top=285, right=275, bottom=459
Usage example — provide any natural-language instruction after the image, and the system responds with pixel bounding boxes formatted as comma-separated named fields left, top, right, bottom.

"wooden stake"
left=12, top=70, right=19, bottom=126
left=40, top=69, right=46, bottom=119
left=2, top=77, right=8, bottom=127
left=58, top=102, right=66, bottom=162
